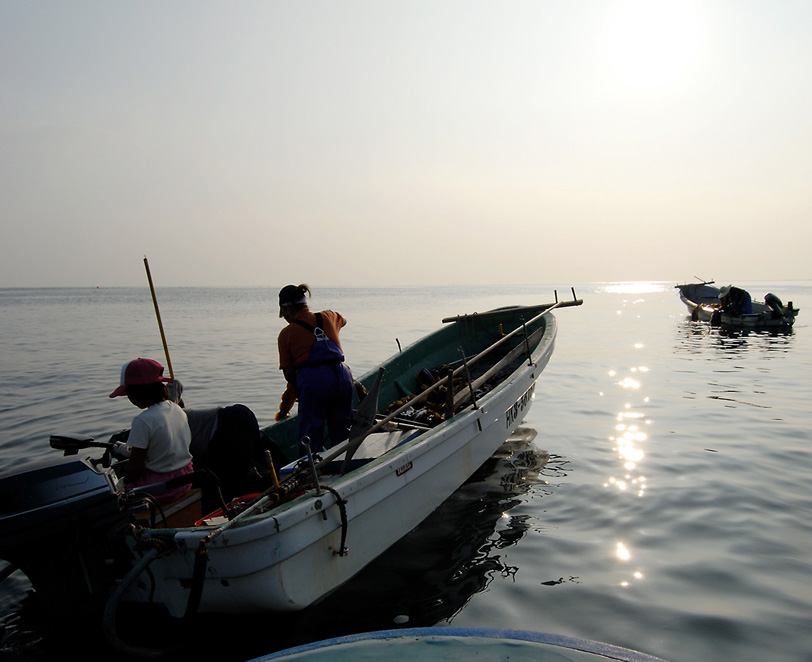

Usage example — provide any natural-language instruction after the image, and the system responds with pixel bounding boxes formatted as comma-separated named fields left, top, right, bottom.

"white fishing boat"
left=0, top=295, right=580, bottom=655
left=675, top=280, right=799, bottom=329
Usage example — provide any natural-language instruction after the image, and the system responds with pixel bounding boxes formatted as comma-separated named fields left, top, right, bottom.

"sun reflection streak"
left=616, top=543, right=647, bottom=587
left=606, top=364, right=651, bottom=495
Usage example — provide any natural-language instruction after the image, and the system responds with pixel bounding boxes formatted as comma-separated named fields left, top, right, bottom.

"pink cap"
left=109, top=358, right=170, bottom=398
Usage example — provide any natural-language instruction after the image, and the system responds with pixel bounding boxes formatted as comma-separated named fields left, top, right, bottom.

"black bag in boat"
left=188, top=404, right=285, bottom=513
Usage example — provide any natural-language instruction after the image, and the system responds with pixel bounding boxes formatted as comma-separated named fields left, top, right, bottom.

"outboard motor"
left=764, top=293, right=785, bottom=320
left=0, top=451, right=131, bottom=622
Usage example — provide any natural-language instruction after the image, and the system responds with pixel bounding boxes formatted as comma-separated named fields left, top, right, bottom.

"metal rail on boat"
left=440, top=288, right=583, bottom=324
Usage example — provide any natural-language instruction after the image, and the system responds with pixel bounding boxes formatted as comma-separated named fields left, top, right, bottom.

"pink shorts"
left=126, top=461, right=195, bottom=504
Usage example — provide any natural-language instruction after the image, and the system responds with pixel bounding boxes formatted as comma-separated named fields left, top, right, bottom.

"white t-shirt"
left=128, top=400, right=192, bottom=473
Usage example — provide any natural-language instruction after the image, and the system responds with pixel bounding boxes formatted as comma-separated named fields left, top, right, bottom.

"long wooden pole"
left=143, top=256, right=174, bottom=379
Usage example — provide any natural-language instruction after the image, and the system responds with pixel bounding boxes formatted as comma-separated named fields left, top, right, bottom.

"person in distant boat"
left=109, top=358, right=194, bottom=502
left=719, top=285, right=753, bottom=316
left=276, top=284, right=353, bottom=454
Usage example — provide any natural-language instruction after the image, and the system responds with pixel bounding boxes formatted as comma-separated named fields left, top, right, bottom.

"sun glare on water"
left=604, top=0, right=702, bottom=88
left=603, top=282, right=666, bottom=294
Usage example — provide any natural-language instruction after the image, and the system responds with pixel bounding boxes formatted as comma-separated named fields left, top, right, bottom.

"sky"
left=1, top=1, right=810, bottom=288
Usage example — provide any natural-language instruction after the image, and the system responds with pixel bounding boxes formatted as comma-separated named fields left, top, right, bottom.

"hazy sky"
left=2, top=1, right=810, bottom=287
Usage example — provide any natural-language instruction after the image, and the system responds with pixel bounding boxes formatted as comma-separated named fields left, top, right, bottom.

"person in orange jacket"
left=275, top=284, right=353, bottom=454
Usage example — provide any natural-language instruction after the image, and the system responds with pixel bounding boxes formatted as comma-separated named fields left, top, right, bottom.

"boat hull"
left=718, top=311, right=797, bottom=329
left=123, top=313, right=557, bottom=617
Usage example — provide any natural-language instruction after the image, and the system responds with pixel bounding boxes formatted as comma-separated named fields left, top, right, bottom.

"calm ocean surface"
left=1, top=282, right=811, bottom=661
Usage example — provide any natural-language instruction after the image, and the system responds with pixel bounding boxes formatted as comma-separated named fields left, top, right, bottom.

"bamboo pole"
left=143, top=256, right=175, bottom=380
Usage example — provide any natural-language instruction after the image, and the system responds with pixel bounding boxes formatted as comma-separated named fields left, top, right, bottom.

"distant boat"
left=675, top=280, right=799, bottom=329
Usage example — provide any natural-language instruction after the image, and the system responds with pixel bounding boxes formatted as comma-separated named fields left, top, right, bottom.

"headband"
left=280, top=296, right=308, bottom=307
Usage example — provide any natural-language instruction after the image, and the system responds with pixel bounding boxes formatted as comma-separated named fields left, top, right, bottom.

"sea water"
left=1, top=282, right=811, bottom=661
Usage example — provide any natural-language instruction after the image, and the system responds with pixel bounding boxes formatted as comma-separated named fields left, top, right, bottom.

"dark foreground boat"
left=0, top=295, right=580, bottom=655
left=251, top=627, right=669, bottom=662
left=675, top=280, right=799, bottom=329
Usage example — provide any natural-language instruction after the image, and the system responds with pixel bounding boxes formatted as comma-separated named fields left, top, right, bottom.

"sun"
left=605, top=0, right=702, bottom=88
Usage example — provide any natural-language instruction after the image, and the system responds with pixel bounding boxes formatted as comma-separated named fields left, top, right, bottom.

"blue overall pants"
left=295, top=324, right=353, bottom=454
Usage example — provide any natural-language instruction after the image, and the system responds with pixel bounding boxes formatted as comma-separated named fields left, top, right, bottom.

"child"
left=109, top=358, right=193, bottom=502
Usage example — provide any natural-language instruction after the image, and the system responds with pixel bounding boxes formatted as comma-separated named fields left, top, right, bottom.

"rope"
left=103, top=547, right=169, bottom=658
left=321, top=484, right=349, bottom=557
